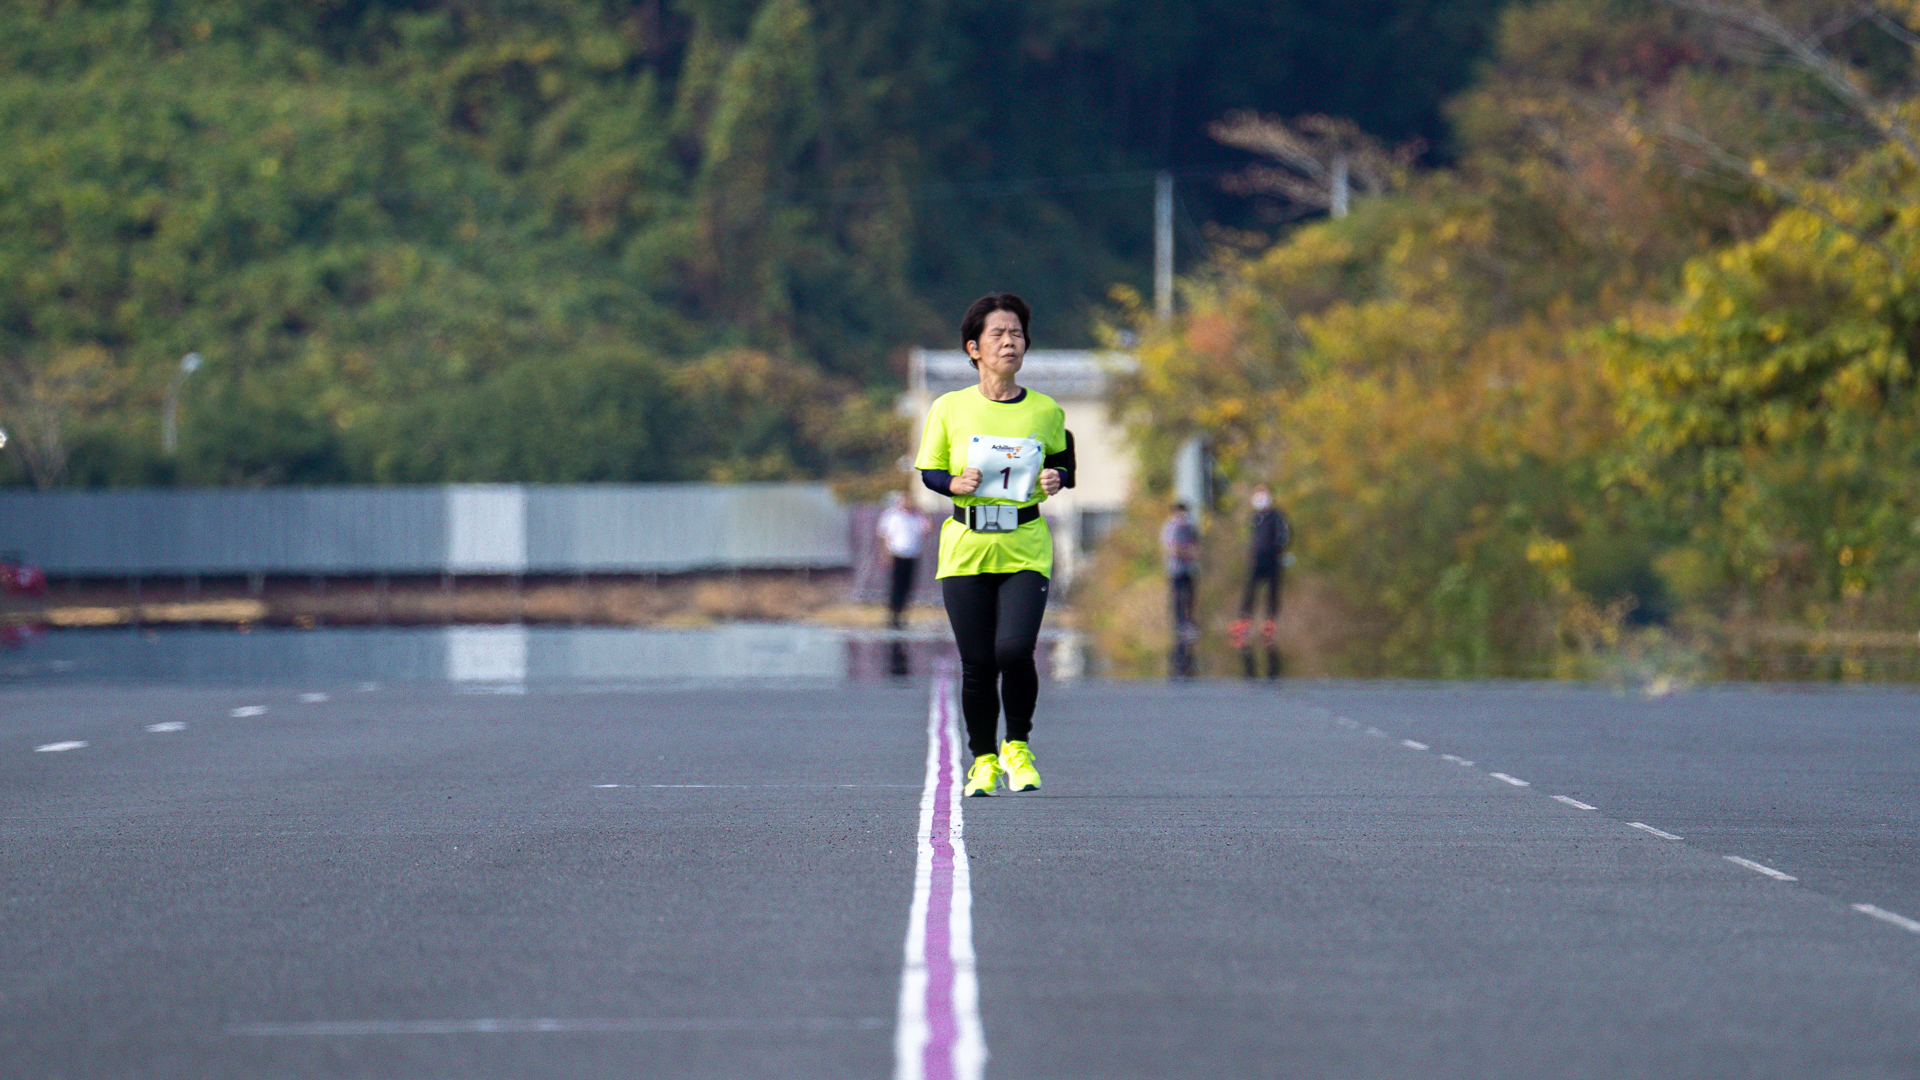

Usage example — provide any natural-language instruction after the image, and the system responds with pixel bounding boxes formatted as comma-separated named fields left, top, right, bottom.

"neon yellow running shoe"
left=964, top=753, right=1002, bottom=797
left=999, top=740, right=1041, bottom=792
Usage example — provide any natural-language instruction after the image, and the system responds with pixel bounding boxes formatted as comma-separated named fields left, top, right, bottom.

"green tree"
left=1610, top=146, right=1920, bottom=616
left=0, top=0, right=1527, bottom=491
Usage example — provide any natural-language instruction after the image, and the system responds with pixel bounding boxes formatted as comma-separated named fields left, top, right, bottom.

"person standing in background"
left=876, top=490, right=927, bottom=630
left=1161, top=502, right=1201, bottom=679
left=1230, top=485, right=1290, bottom=678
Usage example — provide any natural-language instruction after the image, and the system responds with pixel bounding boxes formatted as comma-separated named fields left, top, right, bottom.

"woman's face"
left=969, top=309, right=1028, bottom=378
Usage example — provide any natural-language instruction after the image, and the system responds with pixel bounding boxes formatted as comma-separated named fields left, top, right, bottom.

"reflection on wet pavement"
left=1, top=625, right=1083, bottom=686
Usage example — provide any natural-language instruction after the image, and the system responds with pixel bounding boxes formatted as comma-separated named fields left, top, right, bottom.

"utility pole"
left=1331, top=154, right=1351, bottom=220
left=1154, top=170, right=1174, bottom=321
left=1157, top=170, right=1206, bottom=513
left=163, top=352, right=203, bottom=456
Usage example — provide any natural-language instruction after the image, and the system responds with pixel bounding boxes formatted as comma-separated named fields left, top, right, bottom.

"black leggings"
left=1240, top=561, right=1283, bottom=621
left=941, top=570, right=1049, bottom=758
left=887, top=555, right=917, bottom=626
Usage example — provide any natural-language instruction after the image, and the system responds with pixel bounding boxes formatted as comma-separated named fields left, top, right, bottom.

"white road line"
left=231, top=706, right=268, bottom=717
left=1489, top=772, right=1530, bottom=787
left=34, top=741, right=87, bottom=753
left=229, top=1017, right=889, bottom=1036
left=894, top=670, right=985, bottom=1080
left=645, top=784, right=919, bottom=789
left=146, top=722, right=188, bottom=733
left=1629, top=822, right=1683, bottom=840
left=357, top=682, right=379, bottom=692
left=1853, top=904, right=1920, bottom=934
left=299, top=692, right=330, bottom=703
left=1439, top=754, right=1474, bottom=766
left=1724, top=856, right=1796, bottom=882
left=1335, top=718, right=1359, bottom=729
left=1363, top=727, right=1388, bottom=738
left=1552, top=795, right=1596, bottom=810
left=1399, top=740, right=1429, bottom=750
left=591, top=784, right=627, bottom=789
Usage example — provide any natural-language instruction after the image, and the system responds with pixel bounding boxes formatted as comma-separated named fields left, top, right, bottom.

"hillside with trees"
left=0, top=0, right=1507, bottom=488
left=10, top=0, right=1914, bottom=680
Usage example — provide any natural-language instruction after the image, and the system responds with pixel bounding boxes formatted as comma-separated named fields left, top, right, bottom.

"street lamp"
left=163, top=352, right=203, bottom=456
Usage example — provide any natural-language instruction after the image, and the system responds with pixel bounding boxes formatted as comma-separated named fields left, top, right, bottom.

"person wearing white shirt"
left=877, top=491, right=927, bottom=629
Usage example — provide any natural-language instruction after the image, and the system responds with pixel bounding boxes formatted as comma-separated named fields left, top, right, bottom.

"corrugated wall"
left=0, top=484, right=849, bottom=576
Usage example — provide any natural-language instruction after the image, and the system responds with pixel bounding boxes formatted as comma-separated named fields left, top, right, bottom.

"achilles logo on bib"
left=966, top=435, right=1045, bottom=502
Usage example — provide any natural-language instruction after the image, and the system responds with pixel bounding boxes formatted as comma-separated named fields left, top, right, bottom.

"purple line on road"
left=921, top=674, right=959, bottom=1080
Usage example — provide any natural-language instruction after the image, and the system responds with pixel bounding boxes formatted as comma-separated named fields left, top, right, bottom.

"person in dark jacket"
left=1230, top=485, right=1290, bottom=677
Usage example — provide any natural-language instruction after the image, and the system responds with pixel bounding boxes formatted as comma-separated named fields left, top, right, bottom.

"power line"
left=785, top=164, right=1246, bottom=206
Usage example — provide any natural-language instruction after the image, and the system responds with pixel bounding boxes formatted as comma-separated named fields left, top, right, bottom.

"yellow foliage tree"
left=1609, top=145, right=1920, bottom=622
left=1085, top=0, right=1918, bottom=677
left=1099, top=184, right=1630, bottom=676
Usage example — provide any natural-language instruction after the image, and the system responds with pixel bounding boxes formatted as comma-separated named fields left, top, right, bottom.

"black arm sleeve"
left=1043, top=430, right=1077, bottom=489
left=920, top=468, right=954, bottom=497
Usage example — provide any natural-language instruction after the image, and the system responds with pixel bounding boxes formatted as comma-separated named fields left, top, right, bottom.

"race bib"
left=966, top=435, right=1045, bottom=502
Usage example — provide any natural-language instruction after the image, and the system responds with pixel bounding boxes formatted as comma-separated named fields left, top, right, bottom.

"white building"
left=900, top=348, right=1136, bottom=591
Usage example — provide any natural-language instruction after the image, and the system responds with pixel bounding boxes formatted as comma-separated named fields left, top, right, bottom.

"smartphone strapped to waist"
left=953, top=504, right=1041, bottom=533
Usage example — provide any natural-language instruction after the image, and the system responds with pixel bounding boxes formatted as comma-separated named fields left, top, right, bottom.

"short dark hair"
left=960, top=293, right=1031, bottom=366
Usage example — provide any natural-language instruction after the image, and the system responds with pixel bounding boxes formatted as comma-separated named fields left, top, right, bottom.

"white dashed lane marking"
left=231, top=706, right=268, bottom=718
left=1724, top=856, right=1796, bottom=882
left=590, top=784, right=917, bottom=790
left=230, top=1017, right=888, bottom=1037
left=146, top=722, right=187, bottom=733
left=34, top=741, right=87, bottom=753
left=1853, top=904, right=1920, bottom=934
left=299, top=692, right=330, bottom=703
left=642, top=783, right=918, bottom=789
left=1629, top=822, right=1683, bottom=841
left=1320, top=712, right=1910, bottom=939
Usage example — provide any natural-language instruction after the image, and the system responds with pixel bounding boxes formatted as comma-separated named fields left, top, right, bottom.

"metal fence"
left=0, top=483, right=850, bottom=576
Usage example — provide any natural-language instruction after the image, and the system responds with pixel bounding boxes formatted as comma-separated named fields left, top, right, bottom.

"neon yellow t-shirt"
left=914, top=386, right=1068, bottom=579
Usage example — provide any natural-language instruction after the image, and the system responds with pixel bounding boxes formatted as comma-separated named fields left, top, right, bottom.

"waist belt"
left=953, top=504, right=1040, bottom=533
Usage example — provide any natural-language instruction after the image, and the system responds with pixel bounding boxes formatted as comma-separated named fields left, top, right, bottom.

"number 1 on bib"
left=966, top=435, right=1045, bottom=502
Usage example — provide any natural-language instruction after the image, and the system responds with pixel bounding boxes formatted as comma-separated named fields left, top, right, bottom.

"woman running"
left=914, top=293, right=1072, bottom=796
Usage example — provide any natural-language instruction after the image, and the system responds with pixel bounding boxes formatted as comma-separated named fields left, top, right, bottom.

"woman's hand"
left=1039, top=468, right=1063, bottom=496
left=950, top=467, right=983, bottom=496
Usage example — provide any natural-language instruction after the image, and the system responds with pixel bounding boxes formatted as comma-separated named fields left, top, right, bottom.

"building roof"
left=908, top=348, right=1134, bottom=401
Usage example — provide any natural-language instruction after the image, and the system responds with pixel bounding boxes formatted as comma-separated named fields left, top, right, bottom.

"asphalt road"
left=4, top=671, right=1919, bottom=1078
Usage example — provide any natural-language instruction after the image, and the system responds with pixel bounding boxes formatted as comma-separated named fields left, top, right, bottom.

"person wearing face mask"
left=1230, top=485, right=1290, bottom=670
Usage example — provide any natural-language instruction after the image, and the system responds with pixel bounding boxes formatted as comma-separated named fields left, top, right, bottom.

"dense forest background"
left=1087, top=0, right=1920, bottom=679
left=0, top=0, right=1505, bottom=488
left=7, top=0, right=1919, bottom=679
